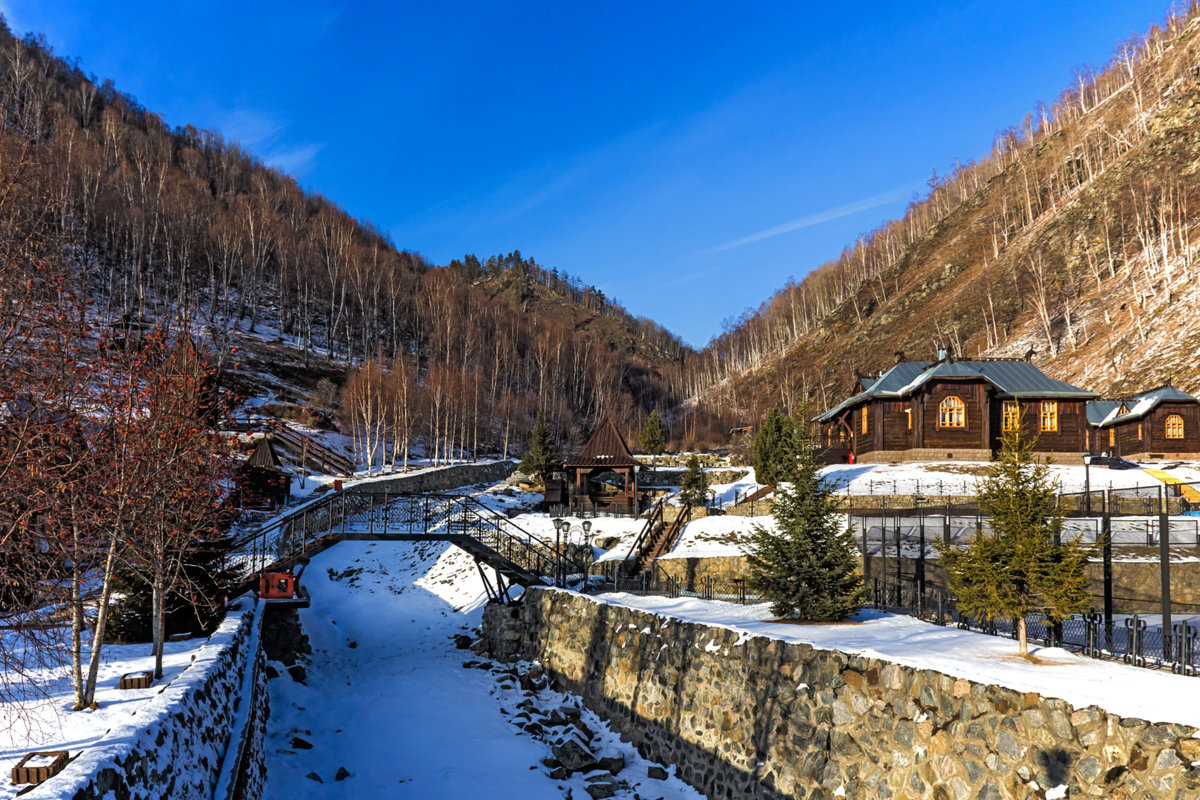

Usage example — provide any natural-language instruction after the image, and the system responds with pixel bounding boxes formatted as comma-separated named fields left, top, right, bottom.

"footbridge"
left=228, top=490, right=591, bottom=602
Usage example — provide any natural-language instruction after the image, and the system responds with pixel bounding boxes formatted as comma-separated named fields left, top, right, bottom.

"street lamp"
left=581, top=520, right=594, bottom=586
left=1083, top=454, right=1093, bottom=518
left=552, top=518, right=565, bottom=588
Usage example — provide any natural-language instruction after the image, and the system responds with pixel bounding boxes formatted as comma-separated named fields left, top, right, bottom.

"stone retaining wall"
left=484, top=588, right=1200, bottom=800
left=350, top=459, right=517, bottom=495
left=652, top=555, right=750, bottom=584
left=24, top=599, right=269, bottom=800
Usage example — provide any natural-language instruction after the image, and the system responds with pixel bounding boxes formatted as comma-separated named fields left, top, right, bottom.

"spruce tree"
left=746, top=421, right=863, bottom=621
left=638, top=410, right=667, bottom=455
left=752, top=407, right=798, bottom=485
left=520, top=411, right=560, bottom=483
left=678, top=454, right=709, bottom=506
left=939, top=427, right=1092, bottom=655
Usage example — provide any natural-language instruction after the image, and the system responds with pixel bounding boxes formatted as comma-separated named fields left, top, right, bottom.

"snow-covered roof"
left=1088, top=385, right=1198, bottom=428
left=815, top=360, right=1097, bottom=422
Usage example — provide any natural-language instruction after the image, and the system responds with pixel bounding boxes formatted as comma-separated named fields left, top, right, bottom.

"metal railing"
left=868, top=577, right=1200, bottom=677
left=226, top=489, right=590, bottom=589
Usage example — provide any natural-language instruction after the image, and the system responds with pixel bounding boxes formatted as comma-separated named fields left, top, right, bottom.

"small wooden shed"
left=236, top=437, right=290, bottom=510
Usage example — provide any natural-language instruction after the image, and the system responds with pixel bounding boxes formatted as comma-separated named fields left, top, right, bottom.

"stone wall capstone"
left=484, top=588, right=1200, bottom=800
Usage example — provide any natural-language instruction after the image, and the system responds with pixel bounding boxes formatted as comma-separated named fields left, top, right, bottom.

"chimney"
left=893, top=350, right=905, bottom=365
left=937, top=348, right=947, bottom=361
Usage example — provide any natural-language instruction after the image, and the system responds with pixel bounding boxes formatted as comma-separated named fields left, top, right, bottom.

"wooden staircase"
left=622, top=501, right=692, bottom=577
left=733, top=484, right=774, bottom=506
left=269, top=422, right=354, bottom=477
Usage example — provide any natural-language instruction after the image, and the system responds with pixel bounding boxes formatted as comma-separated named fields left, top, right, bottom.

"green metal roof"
left=816, top=359, right=1097, bottom=422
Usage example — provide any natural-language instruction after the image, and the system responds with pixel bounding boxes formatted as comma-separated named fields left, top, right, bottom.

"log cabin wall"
left=880, top=400, right=912, bottom=451
left=1147, top=402, right=1200, bottom=454
left=919, top=380, right=988, bottom=450
left=1027, top=400, right=1087, bottom=453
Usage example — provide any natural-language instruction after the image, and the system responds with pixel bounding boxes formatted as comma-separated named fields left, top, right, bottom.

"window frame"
left=1001, top=401, right=1020, bottom=433
left=1166, top=414, right=1185, bottom=441
left=861, top=406, right=869, bottom=435
left=937, top=396, right=966, bottom=429
left=1040, top=401, right=1059, bottom=433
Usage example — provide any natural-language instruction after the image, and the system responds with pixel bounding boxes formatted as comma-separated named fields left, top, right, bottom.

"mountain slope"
left=693, top=6, right=1200, bottom=419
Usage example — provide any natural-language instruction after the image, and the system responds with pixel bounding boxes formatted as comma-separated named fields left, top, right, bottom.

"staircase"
left=733, top=484, right=774, bottom=506
left=621, top=501, right=692, bottom=577
left=269, top=422, right=355, bottom=477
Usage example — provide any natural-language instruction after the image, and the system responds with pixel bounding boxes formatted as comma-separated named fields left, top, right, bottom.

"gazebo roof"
left=563, top=416, right=639, bottom=468
left=245, top=436, right=282, bottom=470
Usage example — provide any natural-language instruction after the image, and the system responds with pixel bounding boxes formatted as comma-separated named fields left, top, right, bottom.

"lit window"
left=1137, top=423, right=1143, bottom=440
left=861, top=407, right=869, bottom=435
left=1001, top=401, right=1020, bottom=433
left=839, top=428, right=846, bottom=444
left=1166, top=415, right=1185, bottom=440
left=1109, top=429, right=1115, bottom=448
left=1040, top=401, right=1058, bottom=433
left=905, top=408, right=912, bottom=430
left=938, top=396, right=965, bottom=428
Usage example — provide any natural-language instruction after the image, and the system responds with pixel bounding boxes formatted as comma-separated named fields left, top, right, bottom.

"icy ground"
left=263, top=540, right=704, bottom=799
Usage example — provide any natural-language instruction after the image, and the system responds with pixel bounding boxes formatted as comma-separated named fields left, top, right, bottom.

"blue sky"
left=3, top=1, right=1169, bottom=346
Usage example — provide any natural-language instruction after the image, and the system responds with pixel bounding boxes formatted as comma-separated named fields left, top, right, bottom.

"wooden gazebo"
left=562, top=417, right=640, bottom=515
left=236, top=437, right=290, bottom=510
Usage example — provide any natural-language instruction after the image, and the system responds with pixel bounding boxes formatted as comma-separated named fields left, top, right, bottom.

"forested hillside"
left=684, top=3, right=1200, bottom=428
left=0, top=19, right=687, bottom=460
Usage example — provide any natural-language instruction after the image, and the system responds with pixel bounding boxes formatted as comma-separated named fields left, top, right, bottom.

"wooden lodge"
left=816, top=359, right=1099, bottom=464
left=1086, top=385, right=1200, bottom=460
left=558, top=417, right=641, bottom=515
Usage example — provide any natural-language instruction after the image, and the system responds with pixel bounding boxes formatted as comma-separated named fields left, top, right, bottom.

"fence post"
left=894, top=513, right=902, bottom=595
left=1160, top=506, right=1173, bottom=662
left=1102, top=490, right=1113, bottom=651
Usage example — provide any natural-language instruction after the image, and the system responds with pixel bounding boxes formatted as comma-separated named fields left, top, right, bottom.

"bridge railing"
left=226, top=490, right=590, bottom=587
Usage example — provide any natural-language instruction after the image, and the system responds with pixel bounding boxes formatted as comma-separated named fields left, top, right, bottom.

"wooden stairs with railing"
left=733, top=484, right=774, bottom=506
left=622, top=501, right=692, bottom=577
left=269, top=422, right=354, bottom=477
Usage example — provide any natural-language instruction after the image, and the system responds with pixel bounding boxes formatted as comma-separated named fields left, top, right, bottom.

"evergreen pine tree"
left=638, top=410, right=667, bottom=455
left=520, top=411, right=560, bottom=483
left=752, top=407, right=798, bottom=485
left=678, top=454, right=709, bottom=506
left=939, top=427, right=1092, bottom=655
left=746, top=420, right=863, bottom=620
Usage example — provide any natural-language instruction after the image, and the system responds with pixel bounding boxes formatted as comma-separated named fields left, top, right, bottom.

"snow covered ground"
left=656, top=515, right=772, bottom=560
left=0, top=617, right=241, bottom=800
left=819, top=461, right=1195, bottom=495
left=262, top=540, right=704, bottom=799
left=598, top=593, right=1200, bottom=730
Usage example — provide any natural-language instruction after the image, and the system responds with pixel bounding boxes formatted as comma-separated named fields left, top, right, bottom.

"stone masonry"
left=484, top=588, right=1200, bottom=800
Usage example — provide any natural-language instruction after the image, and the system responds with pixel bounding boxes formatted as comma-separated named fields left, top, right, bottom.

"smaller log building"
left=1086, top=385, right=1200, bottom=460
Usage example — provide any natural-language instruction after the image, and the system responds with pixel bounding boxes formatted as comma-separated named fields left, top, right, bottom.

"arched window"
left=938, top=396, right=965, bottom=428
left=1166, top=414, right=1185, bottom=440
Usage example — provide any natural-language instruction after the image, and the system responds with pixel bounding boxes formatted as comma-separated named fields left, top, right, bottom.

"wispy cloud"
left=218, top=109, right=322, bottom=177
left=701, top=184, right=917, bottom=255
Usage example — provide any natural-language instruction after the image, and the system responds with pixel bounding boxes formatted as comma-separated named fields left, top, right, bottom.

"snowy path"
left=263, top=541, right=702, bottom=799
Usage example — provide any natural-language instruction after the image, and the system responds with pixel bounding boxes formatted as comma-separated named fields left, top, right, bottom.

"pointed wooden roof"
left=245, top=436, right=282, bottom=470
left=563, top=416, right=639, bottom=468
